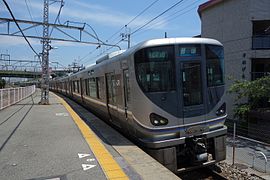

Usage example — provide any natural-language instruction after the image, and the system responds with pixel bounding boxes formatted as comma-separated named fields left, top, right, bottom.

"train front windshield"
left=134, top=44, right=224, bottom=93
left=205, top=45, right=224, bottom=87
left=134, top=45, right=176, bottom=92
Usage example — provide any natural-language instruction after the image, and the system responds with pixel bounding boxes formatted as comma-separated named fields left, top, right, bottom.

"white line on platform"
left=78, top=153, right=91, bottom=158
left=55, top=112, right=69, bottom=117
left=82, top=164, right=96, bottom=171
left=86, top=158, right=95, bottom=162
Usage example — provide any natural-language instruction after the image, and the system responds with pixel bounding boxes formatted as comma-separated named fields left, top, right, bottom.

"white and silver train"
left=50, top=37, right=227, bottom=173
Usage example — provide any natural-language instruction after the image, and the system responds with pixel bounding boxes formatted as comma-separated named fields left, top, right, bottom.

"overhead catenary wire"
left=100, top=39, right=123, bottom=56
left=25, top=0, right=39, bottom=36
left=48, top=2, right=114, bottom=51
left=62, top=21, right=115, bottom=48
left=106, top=0, right=160, bottom=42
left=79, top=48, right=99, bottom=64
left=107, top=0, right=186, bottom=49
left=132, top=1, right=201, bottom=38
left=49, top=0, right=64, bottom=37
left=158, top=0, right=203, bottom=23
left=105, top=0, right=186, bottom=54
left=2, top=0, right=39, bottom=57
left=131, top=0, right=185, bottom=35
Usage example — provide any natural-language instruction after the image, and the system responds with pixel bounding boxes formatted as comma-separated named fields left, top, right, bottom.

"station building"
left=198, top=0, right=270, bottom=120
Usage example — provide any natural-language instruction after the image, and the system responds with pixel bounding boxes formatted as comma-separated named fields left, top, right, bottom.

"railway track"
left=178, top=166, right=228, bottom=180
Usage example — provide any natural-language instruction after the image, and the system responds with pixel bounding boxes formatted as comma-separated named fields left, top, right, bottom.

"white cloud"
left=66, top=11, right=166, bottom=30
left=50, top=40, right=90, bottom=47
left=71, top=1, right=109, bottom=11
left=13, top=0, right=65, bottom=20
left=0, top=36, right=40, bottom=46
left=13, top=1, right=167, bottom=29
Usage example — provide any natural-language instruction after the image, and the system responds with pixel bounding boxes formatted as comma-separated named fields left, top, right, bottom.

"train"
left=50, top=37, right=227, bottom=173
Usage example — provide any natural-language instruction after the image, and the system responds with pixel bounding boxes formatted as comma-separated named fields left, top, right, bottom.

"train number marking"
left=82, top=164, right=96, bottom=171
left=86, top=158, right=95, bottom=162
left=78, top=153, right=91, bottom=158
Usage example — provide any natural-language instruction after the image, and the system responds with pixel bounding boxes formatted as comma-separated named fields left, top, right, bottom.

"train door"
left=70, top=80, right=74, bottom=97
left=68, top=79, right=73, bottom=96
left=65, top=81, right=68, bottom=95
left=123, top=69, right=130, bottom=120
left=180, top=61, right=206, bottom=124
left=80, top=78, right=84, bottom=102
left=105, top=73, right=120, bottom=127
left=123, top=69, right=134, bottom=134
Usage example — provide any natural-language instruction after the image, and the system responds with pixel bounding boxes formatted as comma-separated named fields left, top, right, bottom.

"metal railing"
left=252, top=151, right=268, bottom=173
left=251, top=72, right=270, bottom=80
left=252, top=35, right=270, bottom=49
left=0, top=85, right=35, bottom=110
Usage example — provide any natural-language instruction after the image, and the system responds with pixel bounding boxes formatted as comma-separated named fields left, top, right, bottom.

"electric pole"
left=121, top=25, right=131, bottom=49
left=40, top=0, right=50, bottom=105
left=0, top=1, right=121, bottom=102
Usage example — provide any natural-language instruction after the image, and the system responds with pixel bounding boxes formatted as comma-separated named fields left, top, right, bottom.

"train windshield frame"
left=134, top=45, right=176, bottom=92
left=206, top=45, right=224, bottom=87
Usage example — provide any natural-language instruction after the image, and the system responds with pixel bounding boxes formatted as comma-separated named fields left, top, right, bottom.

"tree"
left=0, top=79, right=6, bottom=89
left=228, top=76, right=270, bottom=120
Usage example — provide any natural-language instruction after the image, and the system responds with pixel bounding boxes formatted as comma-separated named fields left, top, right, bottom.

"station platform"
left=0, top=90, right=179, bottom=180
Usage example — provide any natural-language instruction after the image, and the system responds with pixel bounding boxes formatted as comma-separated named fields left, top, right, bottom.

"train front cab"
left=132, top=41, right=227, bottom=172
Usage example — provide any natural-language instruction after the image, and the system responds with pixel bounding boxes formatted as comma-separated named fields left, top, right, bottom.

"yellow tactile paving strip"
left=55, top=94, right=129, bottom=180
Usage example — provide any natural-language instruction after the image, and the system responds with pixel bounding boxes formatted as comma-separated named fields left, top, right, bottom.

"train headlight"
left=150, top=113, right=168, bottom=126
left=216, top=103, right=226, bottom=116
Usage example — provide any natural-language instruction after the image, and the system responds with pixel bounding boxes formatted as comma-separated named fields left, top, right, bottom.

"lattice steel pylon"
left=40, top=0, right=50, bottom=105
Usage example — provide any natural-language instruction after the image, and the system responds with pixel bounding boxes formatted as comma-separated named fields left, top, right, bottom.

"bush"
left=0, top=79, right=6, bottom=89
left=228, top=76, right=270, bottom=120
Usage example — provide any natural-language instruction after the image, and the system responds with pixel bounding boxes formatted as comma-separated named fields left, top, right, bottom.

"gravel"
left=217, top=162, right=266, bottom=180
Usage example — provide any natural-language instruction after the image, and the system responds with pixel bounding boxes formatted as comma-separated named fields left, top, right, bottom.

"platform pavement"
left=60, top=93, right=180, bottom=180
left=226, top=136, right=270, bottom=179
left=0, top=90, right=180, bottom=180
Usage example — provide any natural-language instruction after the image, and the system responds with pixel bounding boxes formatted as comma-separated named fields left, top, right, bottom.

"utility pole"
left=232, top=120, right=236, bottom=166
left=127, top=34, right=130, bottom=48
left=0, top=1, right=120, bottom=98
left=121, top=25, right=131, bottom=49
left=40, top=0, right=50, bottom=105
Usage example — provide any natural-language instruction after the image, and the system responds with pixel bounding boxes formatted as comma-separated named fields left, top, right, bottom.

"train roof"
left=56, top=37, right=222, bottom=80
left=125, top=37, right=222, bottom=54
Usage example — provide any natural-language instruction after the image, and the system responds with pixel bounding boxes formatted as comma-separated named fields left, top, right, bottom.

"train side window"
left=106, top=73, right=116, bottom=104
left=97, top=77, right=104, bottom=99
left=89, top=78, right=97, bottom=98
left=73, top=81, right=77, bottom=92
left=77, top=80, right=80, bottom=93
left=85, top=79, right=89, bottom=96
left=67, top=82, right=69, bottom=92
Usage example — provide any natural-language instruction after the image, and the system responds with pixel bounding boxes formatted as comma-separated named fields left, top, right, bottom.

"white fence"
left=0, top=85, right=36, bottom=110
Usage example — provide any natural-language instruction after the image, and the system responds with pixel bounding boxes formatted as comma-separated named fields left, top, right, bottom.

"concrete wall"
left=200, top=0, right=270, bottom=119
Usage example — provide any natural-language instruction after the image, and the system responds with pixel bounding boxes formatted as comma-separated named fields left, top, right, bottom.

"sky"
left=0, top=0, right=208, bottom=68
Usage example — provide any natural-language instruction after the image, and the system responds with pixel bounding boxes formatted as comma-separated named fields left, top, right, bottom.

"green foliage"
left=228, top=76, right=270, bottom=120
left=0, top=79, right=6, bottom=89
